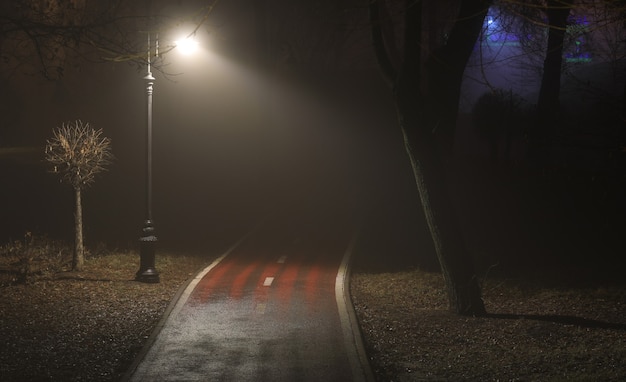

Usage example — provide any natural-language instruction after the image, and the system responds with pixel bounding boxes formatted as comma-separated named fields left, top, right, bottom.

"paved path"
left=124, top=215, right=373, bottom=381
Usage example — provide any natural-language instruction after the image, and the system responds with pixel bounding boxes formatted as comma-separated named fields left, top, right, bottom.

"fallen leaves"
left=351, top=268, right=626, bottom=381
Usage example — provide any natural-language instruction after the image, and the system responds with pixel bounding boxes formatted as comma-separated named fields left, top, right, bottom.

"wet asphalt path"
left=126, top=210, right=373, bottom=381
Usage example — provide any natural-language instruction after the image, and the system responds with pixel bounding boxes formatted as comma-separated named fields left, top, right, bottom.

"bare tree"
left=45, top=120, right=113, bottom=271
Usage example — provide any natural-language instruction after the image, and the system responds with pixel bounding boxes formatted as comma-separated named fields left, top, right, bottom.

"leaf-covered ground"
left=0, top=251, right=209, bottom=382
left=351, top=268, right=626, bottom=381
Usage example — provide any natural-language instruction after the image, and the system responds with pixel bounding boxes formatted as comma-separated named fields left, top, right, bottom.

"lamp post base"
left=136, top=268, right=160, bottom=283
left=137, top=223, right=160, bottom=283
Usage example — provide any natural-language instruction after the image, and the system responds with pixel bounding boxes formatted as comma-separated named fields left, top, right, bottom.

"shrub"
left=0, top=233, right=71, bottom=285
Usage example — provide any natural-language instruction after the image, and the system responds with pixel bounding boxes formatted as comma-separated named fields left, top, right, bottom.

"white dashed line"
left=263, top=277, right=274, bottom=286
left=277, top=255, right=287, bottom=264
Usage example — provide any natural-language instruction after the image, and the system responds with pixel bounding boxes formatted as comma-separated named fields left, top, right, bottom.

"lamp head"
left=174, top=37, right=198, bottom=55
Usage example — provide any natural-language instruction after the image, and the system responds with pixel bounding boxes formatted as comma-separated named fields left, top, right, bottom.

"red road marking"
left=229, top=259, right=262, bottom=300
left=275, top=256, right=302, bottom=310
left=188, top=257, right=237, bottom=304
left=253, top=257, right=284, bottom=312
left=187, top=231, right=349, bottom=318
left=305, top=261, right=322, bottom=305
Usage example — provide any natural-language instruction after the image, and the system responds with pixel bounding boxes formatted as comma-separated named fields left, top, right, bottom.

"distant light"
left=175, top=37, right=198, bottom=55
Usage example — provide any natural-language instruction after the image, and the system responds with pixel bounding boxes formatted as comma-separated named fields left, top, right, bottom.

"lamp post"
left=136, top=33, right=160, bottom=283
left=135, top=33, right=197, bottom=283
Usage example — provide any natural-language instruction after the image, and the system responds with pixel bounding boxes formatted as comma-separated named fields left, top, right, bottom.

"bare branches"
left=0, top=0, right=219, bottom=79
left=45, top=120, right=113, bottom=190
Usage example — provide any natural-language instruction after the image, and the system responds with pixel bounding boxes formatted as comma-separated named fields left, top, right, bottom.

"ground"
left=351, top=268, right=626, bottom=381
left=0, top=248, right=624, bottom=381
left=0, top=251, right=209, bottom=382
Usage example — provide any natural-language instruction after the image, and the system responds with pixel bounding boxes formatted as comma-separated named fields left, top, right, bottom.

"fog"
left=0, top=37, right=424, bottom=255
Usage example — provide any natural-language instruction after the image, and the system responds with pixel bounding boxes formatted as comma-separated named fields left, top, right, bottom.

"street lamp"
left=136, top=33, right=159, bottom=283
left=135, top=33, right=197, bottom=283
left=174, top=37, right=198, bottom=55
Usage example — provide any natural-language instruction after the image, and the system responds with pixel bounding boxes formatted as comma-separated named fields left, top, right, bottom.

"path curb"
left=336, top=230, right=376, bottom=382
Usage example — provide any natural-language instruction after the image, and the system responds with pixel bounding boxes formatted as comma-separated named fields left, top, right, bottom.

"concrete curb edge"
left=336, top=229, right=376, bottom=382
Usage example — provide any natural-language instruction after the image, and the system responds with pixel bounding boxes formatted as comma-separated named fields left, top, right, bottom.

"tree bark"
left=397, top=105, right=486, bottom=315
left=370, top=0, right=490, bottom=315
left=74, top=186, right=84, bottom=271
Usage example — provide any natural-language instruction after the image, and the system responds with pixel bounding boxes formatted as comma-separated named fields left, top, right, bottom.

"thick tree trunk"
left=398, top=0, right=488, bottom=316
left=74, top=187, right=84, bottom=271
left=369, top=0, right=489, bottom=315
left=397, top=104, right=486, bottom=315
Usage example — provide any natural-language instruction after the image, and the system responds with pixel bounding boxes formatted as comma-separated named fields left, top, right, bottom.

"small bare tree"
left=45, top=120, right=113, bottom=271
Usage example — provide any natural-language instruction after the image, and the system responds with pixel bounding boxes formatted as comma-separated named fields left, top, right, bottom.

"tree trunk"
left=531, top=0, right=573, bottom=164
left=74, top=186, right=84, bottom=271
left=370, top=0, right=489, bottom=315
left=397, top=105, right=486, bottom=315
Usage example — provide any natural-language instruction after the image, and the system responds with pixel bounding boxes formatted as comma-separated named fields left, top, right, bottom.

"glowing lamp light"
left=175, top=37, right=198, bottom=55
